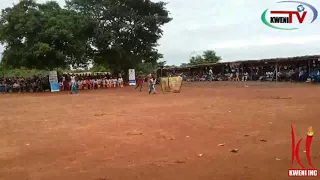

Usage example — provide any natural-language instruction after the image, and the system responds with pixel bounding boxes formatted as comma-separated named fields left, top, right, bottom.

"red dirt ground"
left=0, top=81, right=319, bottom=180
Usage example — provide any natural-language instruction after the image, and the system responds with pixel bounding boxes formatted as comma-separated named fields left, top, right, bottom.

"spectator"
left=12, top=81, right=20, bottom=93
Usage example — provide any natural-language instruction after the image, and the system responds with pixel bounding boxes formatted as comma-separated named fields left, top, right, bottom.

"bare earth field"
left=0, top=81, right=320, bottom=180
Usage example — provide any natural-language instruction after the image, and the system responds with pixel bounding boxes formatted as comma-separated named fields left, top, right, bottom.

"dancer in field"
left=70, top=75, right=78, bottom=94
left=148, top=74, right=156, bottom=94
left=135, top=75, right=143, bottom=92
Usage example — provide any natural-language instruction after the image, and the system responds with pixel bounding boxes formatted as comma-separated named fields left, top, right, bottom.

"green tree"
left=89, top=63, right=109, bottom=72
left=202, top=50, right=221, bottom=63
left=189, top=55, right=204, bottom=65
left=164, top=65, right=177, bottom=68
left=180, top=63, right=189, bottom=67
left=66, top=0, right=172, bottom=74
left=188, top=50, right=221, bottom=65
left=0, top=0, right=94, bottom=69
left=136, top=62, right=154, bottom=74
left=157, top=60, right=166, bottom=68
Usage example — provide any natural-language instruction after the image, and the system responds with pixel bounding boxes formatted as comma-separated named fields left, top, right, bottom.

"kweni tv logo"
left=261, top=1, right=318, bottom=30
left=288, top=125, right=318, bottom=177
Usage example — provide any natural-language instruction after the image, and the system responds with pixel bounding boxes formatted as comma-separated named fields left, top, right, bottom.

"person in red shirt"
left=135, top=75, right=143, bottom=92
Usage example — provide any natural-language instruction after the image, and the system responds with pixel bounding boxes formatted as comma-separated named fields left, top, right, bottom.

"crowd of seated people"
left=0, top=76, right=50, bottom=93
left=168, top=65, right=320, bottom=83
left=0, top=72, right=124, bottom=93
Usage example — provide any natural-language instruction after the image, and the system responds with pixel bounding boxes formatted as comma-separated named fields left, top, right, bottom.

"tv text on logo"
left=288, top=125, right=318, bottom=177
left=261, top=1, right=318, bottom=30
left=269, top=10, right=306, bottom=23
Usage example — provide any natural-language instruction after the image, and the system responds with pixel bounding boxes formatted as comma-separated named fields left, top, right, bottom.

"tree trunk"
left=123, top=69, right=129, bottom=84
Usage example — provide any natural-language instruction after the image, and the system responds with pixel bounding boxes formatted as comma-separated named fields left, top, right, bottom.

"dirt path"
left=0, top=82, right=319, bottom=180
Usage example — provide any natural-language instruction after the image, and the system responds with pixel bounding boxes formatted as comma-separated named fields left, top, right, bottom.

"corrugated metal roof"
left=159, top=55, right=320, bottom=70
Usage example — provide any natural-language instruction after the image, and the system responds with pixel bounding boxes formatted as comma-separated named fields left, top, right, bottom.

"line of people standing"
left=59, top=73, right=123, bottom=91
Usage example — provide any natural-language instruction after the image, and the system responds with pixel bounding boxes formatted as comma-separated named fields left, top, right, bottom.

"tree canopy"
left=0, top=0, right=171, bottom=72
left=188, top=50, right=221, bottom=66
left=0, top=0, right=94, bottom=69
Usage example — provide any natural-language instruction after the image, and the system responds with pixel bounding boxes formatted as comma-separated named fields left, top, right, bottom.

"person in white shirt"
left=70, top=75, right=78, bottom=94
left=235, top=71, right=240, bottom=81
left=59, top=81, right=63, bottom=91
left=242, top=72, right=249, bottom=81
left=209, top=68, right=213, bottom=81
left=148, top=75, right=157, bottom=94
left=106, top=78, right=110, bottom=88
left=109, top=78, right=112, bottom=87
left=96, top=79, right=101, bottom=88
left=77, top=80, right=82, bottom=90
left=90, top=79, right=95, bottom=89
left=118, top=77, right=123, bottom=87
left=13, top=81, right=20, bottom=93
left=68, top=79, right=72, bottom=90
left=152, top=76, right=156, bottom=93
left=148, top=75, right=154, bottom=94
left=113, top=78, right=117, bottom=87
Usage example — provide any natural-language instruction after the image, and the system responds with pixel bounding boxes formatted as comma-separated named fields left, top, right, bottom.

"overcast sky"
left=1, top=0, right=320, bottom=65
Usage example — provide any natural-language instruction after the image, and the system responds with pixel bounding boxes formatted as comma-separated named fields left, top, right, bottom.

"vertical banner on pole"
left=49, top=71, right=59, bottom=92
left=128, top=69, right=136, bottom=85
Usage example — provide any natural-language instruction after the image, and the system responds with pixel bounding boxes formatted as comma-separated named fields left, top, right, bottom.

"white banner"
left=49, top=71, right=58, bottom=82
left=128, top=69, right=136, bottom=85
left=49, top=71, right=59, bottom=92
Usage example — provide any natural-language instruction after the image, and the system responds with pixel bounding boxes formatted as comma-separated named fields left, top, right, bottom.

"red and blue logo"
left=261, top=1, right=318, bottom=30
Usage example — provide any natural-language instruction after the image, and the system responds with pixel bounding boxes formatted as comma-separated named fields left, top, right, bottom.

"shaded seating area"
left=157, top=55, right=320, bottom=83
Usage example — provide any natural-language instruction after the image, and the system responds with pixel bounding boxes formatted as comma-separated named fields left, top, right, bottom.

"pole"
left=275, top=61, right=278, bottom=81
left=241, top=63, right=244, bottom=80
left=250, top=64, right=253, bottom=80
left=308, top=60, right=311, bottom=74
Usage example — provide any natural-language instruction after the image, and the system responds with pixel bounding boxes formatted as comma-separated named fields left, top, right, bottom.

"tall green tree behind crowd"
left=188, top=50, right=221, bottom=65
left=0, top=0, right=172, bottom=73
left=66, top=0, right=171, bottom=73
left=0, top=0, right=94, bottom=69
